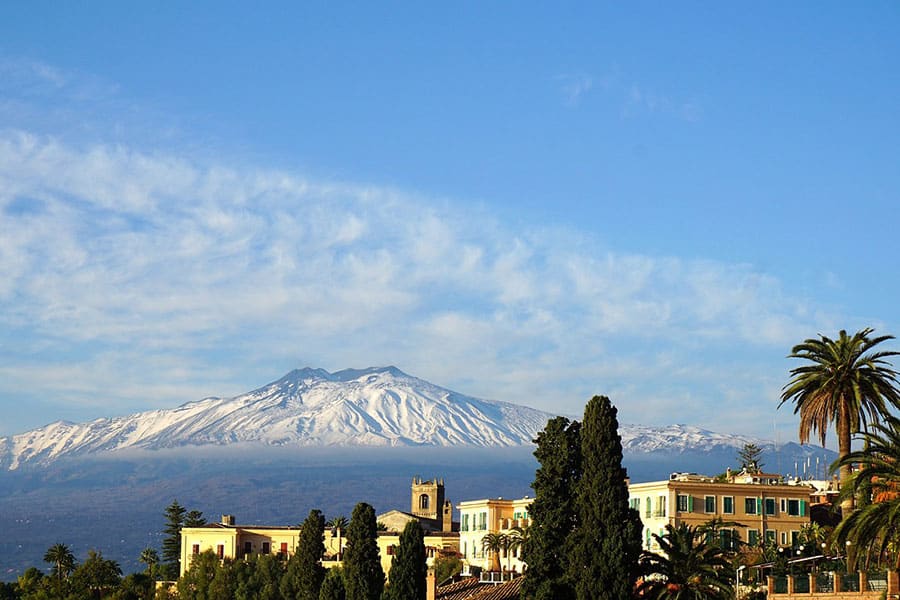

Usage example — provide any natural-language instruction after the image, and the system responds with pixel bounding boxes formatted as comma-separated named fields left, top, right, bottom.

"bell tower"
left=411, top=476, right=445, bottom=522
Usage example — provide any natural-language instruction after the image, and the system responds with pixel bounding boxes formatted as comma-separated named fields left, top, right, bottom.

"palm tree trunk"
left=839, top=403, right=855, bottom=514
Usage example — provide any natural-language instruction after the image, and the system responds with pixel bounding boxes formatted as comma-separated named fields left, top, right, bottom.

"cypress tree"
left=520, top=416, right=581, bottom=600
left=343, top=502, right=384, bottom=600
left=282, top=509, right=327, bottom=600
left=162, top=499, right=187, bottom=579
left=385, top=520, right=426, bottom=600
left=319, top=569, right=347, bottom=600
left=567, top=396, right=642, bottom=600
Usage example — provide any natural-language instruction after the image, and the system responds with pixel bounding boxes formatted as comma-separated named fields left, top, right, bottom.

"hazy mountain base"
left=0, top=442, right=833, bottom=581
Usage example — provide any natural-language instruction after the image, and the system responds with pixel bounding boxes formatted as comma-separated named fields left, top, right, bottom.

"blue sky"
left=1, top=2, right=898, bottom=443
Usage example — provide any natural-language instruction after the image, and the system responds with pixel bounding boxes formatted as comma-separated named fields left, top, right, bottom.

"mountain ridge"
left=0, top=366, right=826, bottom=472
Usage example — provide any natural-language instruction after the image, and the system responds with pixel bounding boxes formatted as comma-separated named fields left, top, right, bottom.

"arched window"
left=419, top=494, right=430, bottom=510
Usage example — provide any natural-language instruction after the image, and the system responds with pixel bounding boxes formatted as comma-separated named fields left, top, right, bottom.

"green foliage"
left=780, top=328, right=900, bottom=512
left=737, top=443, right=764, bottom=472
left=140, top=547, right=161, bottom=581
left=111, top=573, right=153, bottom=600
left=637, top=523, right=733, bottom=600
left=567, top=396, right=642, bottom=600
left=833, top=414, right=900, bottom=569
left=385, top=520, right=426, bottom=600
left=432, top=553, right=461, bottom=585
left=184, top=511, right=207, bottom=528
left=282, top=509, right=326, bottom=600
left=176, top=550, right=221, bottom=600
left=521, top=416, right=581, bottom=600
left=319, top=569, right=346, bottom=600
left=71, top=549, right=123, bottom=600
left=43, top=542, right=76, bottom=592
left=162, top=500, right=188, bottom=579
left=343, top=502, right=384, bottom=600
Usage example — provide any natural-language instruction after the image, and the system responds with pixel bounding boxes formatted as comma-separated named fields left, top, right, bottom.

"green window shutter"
left=800, top=500, right=807, bottom=517
left=756, top=498, right=762, bottom=514
left=688, top=496, right=694, bottom=512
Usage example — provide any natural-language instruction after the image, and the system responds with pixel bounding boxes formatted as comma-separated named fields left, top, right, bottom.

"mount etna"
left=0, top=367, right=832, bottom=580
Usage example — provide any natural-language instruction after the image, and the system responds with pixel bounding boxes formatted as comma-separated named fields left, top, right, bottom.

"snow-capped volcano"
left=0, top=366, right=819, bottom=473
left=0, top=366, right=554, bottom=470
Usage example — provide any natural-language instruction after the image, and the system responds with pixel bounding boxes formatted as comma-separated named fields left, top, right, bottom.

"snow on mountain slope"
left=0, top=366, right=799, bottom=471
left=0, top=367, right=553, bottom=469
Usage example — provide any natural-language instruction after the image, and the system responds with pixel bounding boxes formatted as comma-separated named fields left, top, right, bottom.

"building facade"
left=180, top=478, right=460, bottom=578
left=456, top=496, right=532, bottom=573
left=627, top=472, right=815, bottom=552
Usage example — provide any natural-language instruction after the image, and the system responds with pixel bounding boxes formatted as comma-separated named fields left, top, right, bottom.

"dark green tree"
left=780, top=328, right=900, bottom=513
left=637, top=523, right=733, bottom=600
left=319, top=569, right=346, bottom=600
left=71, top=549, right=122, bottom=600
left=139, top=547, right=160, bottom=581
left=328, top=516, right=349, bottom=561
left=282, top=509, right=327, bottom=600
left=184, top=510, right=207, bottom=527
left=162, top=500, right=188, bottom=579
left=385, top=520, right=426, bottom=600
left=43, top=542, right=76, bottom=590
left=343, top=502, right=384, bottom=600
left=832, top=415, right=900, bottom=569
left=521, top=416, right=581, bottom=600
left=176, top=549, right=221, bottom=600
left=567, top=396, right=642, bottom=600
left=737, top=443, right=764, bottom=473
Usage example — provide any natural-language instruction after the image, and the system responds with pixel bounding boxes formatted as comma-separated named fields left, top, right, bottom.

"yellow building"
left=180, top=478, right=460, bottom=578
left=627, top=471, right=815, bottom=552
left=457, top=496, right=531, bottom=573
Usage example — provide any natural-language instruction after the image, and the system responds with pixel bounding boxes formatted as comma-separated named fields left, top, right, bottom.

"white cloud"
left=0, top=131, right=827, bottom=436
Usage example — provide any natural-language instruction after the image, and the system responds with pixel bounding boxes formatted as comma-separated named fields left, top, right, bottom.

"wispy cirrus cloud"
left=0, top=130, right=828, bottom=435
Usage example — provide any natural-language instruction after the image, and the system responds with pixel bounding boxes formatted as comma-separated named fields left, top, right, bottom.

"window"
left=280, top=543, right=288, bottom=555
left=764, top=498, right=777, bottom=516
left=780, top=499, right=787, bottom=512
left=645, top=497, right=652, bottom=518
left=765, top=530, right=776, bottom=544
left=677, top=494, right=689, bottom=512
left=244, top=541, right=252, bottom=555
left=645, top=529, right=651, bottom=549
left=791, top=531, right=800, bottom=547
left=705, top=496, right=716, bottom=513
left=386, top=545, right=395, bottom=555
left=262, top=542, right=270, bottom=555
left=192, top=544, right=200, bottom=555
left=420, top=494, right=430, bottom=510
left=719, top=529, right=737, bottom=551
left=781, top=532, right=787, bottom=545
left=478, top=512, right=487, bottom=531
left=723, top=496, right=734, bottom=514
left=655, top=496, right=666, bottom=517
left=217, top=545, right=224, bottom=559
left=630, top=498, right=640, bottom=511
left=787, top=499, right=806, bottom=517
left=744, top=497, right=758, bottom=515
left=461, top=514, right=470, bottom=532
left=748, top=530, right=759, bottom=546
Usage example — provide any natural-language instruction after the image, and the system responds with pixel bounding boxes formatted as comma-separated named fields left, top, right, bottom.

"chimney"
left=427, top=567, right=436, bottom=600
left=221, top=515, right=235, bottom=526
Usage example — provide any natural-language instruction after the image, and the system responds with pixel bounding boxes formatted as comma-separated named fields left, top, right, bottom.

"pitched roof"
left=435, top=577, right=522, bottom=600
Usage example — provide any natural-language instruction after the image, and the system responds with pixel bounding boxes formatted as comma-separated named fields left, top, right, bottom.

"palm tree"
left=637, top=523, right=733, bottom=600
left=328, top=515, right=348, bottom=561
left=832, top=415, right=900, bottom=569
left=780, top=328, right=900, bottom=512
left=505, top=526, right=528, bottom=571
left=480, top=533, right=506, bottom=572
left=43, top=543, right=76, bottom=586
left=139, top=547, right=159, bottom=579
